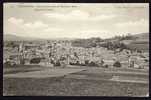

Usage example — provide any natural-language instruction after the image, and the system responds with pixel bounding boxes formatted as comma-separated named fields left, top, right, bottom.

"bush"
left=84, top=60, right=89, bottom=65
left=4, top=61, right=12, bottom=67
left=76, top=61, right=80, bottom=65
left=4, top=61, right=16, bottom=67
left=69, top=62, right=74, bottom=65
left=30, top=58, right=41, bottom=64
left=103, top=64, right=109, bottom=68
left=88, top=61, right=97, bottom=66
left=113, top=61, right=121, bottom=67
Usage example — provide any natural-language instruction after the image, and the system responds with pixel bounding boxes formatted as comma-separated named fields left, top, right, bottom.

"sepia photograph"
left=3, top=3, right=149, bottom=96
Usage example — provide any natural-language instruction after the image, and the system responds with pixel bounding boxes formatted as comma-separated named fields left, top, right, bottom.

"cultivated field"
left=3, top=65, right=149, bottom=96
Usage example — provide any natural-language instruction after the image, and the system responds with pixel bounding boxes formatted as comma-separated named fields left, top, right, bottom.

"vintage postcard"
left=3, top=3, right=149, bottom=96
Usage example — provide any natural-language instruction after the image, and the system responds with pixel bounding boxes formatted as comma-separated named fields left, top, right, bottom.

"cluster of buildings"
left=3, top=40, right=149, bottom=69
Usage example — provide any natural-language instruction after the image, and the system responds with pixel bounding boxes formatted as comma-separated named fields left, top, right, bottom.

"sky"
left=4, top=3, right=149, bottom=39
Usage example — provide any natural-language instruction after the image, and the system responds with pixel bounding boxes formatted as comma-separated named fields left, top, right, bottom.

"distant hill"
left=3, top=34, right=46, bottom=41
left=106, top=33, right=149, bottom=52
left=3, top=34, right=75, bottom=41
left=71, top=33, right=149, bottom=52
left=133, top=33, right=149, bottom=40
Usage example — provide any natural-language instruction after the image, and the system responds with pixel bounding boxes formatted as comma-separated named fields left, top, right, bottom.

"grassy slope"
left=3, top=66, right=149, bottom=96
left=3, top=76, right=148, bottom=96
left=121, top=33, right=149, bottom=52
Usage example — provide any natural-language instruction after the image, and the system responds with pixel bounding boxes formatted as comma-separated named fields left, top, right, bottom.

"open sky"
left=4, top=3, right=149, bottom=39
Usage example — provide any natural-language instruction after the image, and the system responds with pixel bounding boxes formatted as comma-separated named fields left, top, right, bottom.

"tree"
left=30, top=58, right=41, bottom=64
left=113, top=61, right=121, bottom=67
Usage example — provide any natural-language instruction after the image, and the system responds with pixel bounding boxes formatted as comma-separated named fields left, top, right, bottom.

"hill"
left=3, top=34, right=46, bottom=41
left=126, top=33, right=149, bottom=52
left=133, top=33, right=149, bottom=40
left=71, top=33, right=149, bottom=52
left=3, top=34, right=75, bottom=41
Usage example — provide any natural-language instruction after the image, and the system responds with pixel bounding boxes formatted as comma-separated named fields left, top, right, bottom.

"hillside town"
left=3, top=39, right=149, bottom=69
left=3, top=3, right=149, bottom=96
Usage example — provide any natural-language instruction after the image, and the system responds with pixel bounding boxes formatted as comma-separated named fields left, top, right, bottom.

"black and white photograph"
left=3, top=3, right=149, bottom=96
